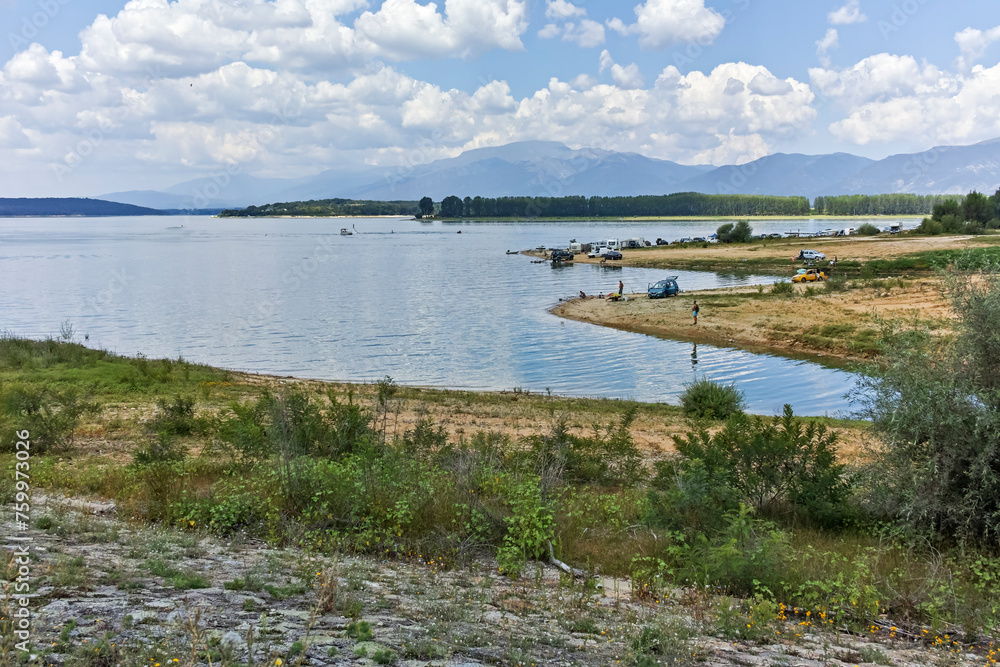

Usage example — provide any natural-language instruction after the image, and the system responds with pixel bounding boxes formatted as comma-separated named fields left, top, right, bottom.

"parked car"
left=648, top=277, right=680, bottom=298
left=677, top=237, right=693, bottom=244
left=792, top=268, right=826, bottom=283
left=603, top=250, right=623, bottom=260
left=549, top=249, right=574, bottom=262
left=797, top=249, right=826, bottom=261
left=588, top=247, right=609, bottom=258
left=692, top=237, right=707, bottom=243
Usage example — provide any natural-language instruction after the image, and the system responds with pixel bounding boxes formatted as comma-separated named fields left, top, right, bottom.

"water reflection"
left=0, top=215, right=867, bottom=415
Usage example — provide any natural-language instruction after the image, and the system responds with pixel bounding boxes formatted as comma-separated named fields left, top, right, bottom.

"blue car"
left=648, top=277, right=680, bottom=298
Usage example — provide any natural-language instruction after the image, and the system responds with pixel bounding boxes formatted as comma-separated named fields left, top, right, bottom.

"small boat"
left=340, top=228, right=352, bottom=235
left=506, top=250, right=519, bottom=255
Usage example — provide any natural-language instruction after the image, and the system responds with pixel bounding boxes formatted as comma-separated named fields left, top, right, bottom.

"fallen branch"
left=548, top=541, right=590, bottom=580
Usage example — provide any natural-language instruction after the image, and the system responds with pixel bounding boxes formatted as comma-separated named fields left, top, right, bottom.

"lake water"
left=0, top=216, right=907, bottom=415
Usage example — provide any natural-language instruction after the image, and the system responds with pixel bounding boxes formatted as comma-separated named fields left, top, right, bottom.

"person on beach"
left=618, top=280, right=624, bottom=298
left=692, top=300, right=699, bottom=325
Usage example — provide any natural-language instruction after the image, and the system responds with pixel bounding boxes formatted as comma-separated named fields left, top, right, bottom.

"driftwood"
left=548, top=541, right=590, bottom=580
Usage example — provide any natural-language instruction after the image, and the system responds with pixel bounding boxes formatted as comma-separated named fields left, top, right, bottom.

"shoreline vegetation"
left=3, top=336, right=1000, bottom=665
left=218, top=192, right=963, bottom=219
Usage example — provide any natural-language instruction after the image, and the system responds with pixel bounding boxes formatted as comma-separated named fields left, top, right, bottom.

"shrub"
left=856, top=223, right=880, bottom=236
left=679, top=378, right=746, bottom=420
left=132, top=432, right=186, bottom=465
left=524, top=408, right=646, bottom=487
left=669, top=405, right=850, bottom=526
left=770, top=280, right=794, bottom=295
left=151, top=395, right=197, bottom=435
left=854, top=261, right=1000, bottom=542
left=0, top=384, right=99, bottom=453
left=825, top=274, right=849, bottom=292
left=916, top=217, right=944, bottom=235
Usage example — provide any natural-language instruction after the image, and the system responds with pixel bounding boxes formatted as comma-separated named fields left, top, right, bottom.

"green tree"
left=962, top=191, right=993, bottom=224
left=855, top=260, right=1000, bottom=542
left=932, top=198, right=962, bottom=220
left=418, top=196, right=434, bottom=217
left=715, top=222, right=735, bottom=242
left=440, top=195, right=463, bottom=218
left=730, top=219, right=753, bottom=242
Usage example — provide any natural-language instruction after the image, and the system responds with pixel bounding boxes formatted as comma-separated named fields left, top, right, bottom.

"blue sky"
left=2, top=0, right=999, bottom=197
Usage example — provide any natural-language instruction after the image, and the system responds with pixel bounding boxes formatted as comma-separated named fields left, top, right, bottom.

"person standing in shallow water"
left=692, top=300, right=699, bottom=325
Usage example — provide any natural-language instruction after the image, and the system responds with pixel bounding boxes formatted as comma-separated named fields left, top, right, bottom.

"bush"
left=916, top=217, right=944, bottom=235
left=856, top=223, right=880, bottom=236
left=855, top=261, right=1000, bottom=542
left=0, top=384, right=99, bottom=453
left=770, top=280, right=794, bottom=295
left=132, top=431, right=186, bottom=465
left=150, top=395, right=198, bottom=435
left=679, top=378, right=746, bottom=420
left=669, top=405, right=850, bottom=525
left=825, top=274, right=849, bottom=292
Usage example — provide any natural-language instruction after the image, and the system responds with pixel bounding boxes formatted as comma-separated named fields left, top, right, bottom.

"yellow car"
left=792, top=269, right=826, bottom=283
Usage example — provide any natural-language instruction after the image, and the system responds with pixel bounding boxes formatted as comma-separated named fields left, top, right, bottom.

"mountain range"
left=99, top=138, right=1000, bottom=210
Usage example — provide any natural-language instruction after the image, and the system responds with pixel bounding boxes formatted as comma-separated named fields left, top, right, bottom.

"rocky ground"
left=5, top=495, right=995, bottom=667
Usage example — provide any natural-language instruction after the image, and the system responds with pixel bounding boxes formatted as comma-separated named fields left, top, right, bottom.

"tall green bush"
left=855, top=260, right=1000, bottom=542
left=667, top=405, right=850, bottom=526
left=679, top=378, right=746, bottom=420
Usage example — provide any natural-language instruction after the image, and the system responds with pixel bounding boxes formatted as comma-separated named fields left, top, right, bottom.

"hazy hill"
left=678, top=153, right=876, bottom=199
left=96, top=138, right=1000, bottom=208
left=0, top=197, right=163, bottom=217
left=341, top=141, right=712, bottom=200
left=828, top=137, right=1000, bottom=196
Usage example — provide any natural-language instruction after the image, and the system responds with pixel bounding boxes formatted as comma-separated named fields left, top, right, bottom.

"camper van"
left=836, top=227, right=856, bottom=236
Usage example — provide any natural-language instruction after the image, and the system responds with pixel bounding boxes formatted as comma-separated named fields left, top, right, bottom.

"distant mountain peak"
left=95, top=136, right=1000, bottom=207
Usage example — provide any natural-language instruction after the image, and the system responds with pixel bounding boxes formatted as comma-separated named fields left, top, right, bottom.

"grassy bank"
left=3, top=335, right=1000, bottom=663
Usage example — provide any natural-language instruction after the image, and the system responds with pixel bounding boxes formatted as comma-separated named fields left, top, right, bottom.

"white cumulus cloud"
left=609, top=0, right=726, bottom=50
left=598, top=50, right=644, bottom=89
left=545, top=0, right=586, bottom=20
left=811, top=54, right=1000, bottom=146
left=955, top=25, right=1000, bottom=71
left=816, top=28, right=839, bottom=67
left=828, top=0, right=866, bottom=25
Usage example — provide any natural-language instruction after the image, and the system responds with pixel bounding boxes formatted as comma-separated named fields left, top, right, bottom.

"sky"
left=2, top=0, right=1000, bottom=197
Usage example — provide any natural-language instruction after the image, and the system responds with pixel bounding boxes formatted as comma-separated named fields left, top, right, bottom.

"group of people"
left=578, top=282, right=700, bottom=324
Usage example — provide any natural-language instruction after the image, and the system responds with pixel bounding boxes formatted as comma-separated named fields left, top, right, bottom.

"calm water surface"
left=0, top=216, right=900, bottom=415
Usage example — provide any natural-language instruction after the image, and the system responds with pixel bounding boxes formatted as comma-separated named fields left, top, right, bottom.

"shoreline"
left=550, top=278, right=953, bottom=364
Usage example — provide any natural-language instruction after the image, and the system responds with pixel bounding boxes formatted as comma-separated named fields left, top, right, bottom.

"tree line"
left=217, top=191, right=996, bottom=219
left=219, top=199, right=419, bottom=217
left=437, top=192, right=812, bottom=218
left=813, top=194, right=962, bottom=216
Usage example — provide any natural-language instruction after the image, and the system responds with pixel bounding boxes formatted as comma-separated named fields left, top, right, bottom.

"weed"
left=371, top=648, right=398, bottom=664
left=346, top=620, right=373, bottom=641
